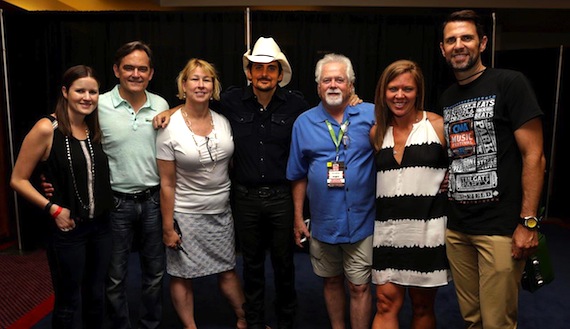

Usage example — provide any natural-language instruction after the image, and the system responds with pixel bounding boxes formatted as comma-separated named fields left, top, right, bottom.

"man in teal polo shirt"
left=99, top=41, right=169, bottom=329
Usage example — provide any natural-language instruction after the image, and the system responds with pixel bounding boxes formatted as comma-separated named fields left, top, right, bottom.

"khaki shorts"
left=309, top=235, right=373, bottom=285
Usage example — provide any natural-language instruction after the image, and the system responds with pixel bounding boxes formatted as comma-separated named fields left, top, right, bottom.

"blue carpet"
left=32, top=222, right=570, bottom=328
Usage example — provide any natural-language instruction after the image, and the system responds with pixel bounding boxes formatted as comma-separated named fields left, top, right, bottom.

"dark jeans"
left=105, top=189, right=165, bottom=329
left=47, top=216, right=112, bottom=329
left=232, top=184, right=297, bottom=329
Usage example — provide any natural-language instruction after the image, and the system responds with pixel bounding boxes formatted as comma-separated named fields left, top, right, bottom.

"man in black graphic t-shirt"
left=439, top=10, right=546, bottom=329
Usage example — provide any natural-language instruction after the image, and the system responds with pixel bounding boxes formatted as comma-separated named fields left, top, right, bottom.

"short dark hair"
left=442, top=10, right=486, bottom=41
left=113, top=41, right=154, bottom=68
left=246, top=61, right=283, bottom=75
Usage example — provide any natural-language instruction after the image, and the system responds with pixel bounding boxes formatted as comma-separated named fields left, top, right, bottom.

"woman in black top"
left=11, top=65, right=112, bottom=329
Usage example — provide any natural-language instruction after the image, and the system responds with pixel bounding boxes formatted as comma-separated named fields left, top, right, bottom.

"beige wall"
left=5, top=0, right=570, bottom=11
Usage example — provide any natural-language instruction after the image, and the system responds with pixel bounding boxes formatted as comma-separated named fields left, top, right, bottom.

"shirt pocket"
left=271, top=113, right=295, bottom=139
left=226, top=111, right=254, bottom=139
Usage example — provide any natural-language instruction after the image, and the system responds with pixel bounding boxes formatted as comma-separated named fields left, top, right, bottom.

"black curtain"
left=3, top=10, right=247, bottom=249
left=250, top=10, right=450, bottom=108
left=495, top=47, right=568, bottom=221
left=3, top=8, right=494, bottom=249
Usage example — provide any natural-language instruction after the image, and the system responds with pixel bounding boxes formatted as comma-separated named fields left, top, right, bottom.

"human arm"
left=426, top=111, right=449, bottom=192
left=152, top=107, right=179, bottom=129
left=369, top=123, right=378, bottom=151
left=511, top=117, right=546, bottom=259
left=10, top=118, right=75, bottom=230
left=291, top=178, right=309, bottom=248
left=369, top=123, right=376, bottom=147
left=427, top=111, right=446, bottom=149
left=157, top=159, right=181, bottom=249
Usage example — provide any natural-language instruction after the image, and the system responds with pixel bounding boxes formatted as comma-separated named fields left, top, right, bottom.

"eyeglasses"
left=204, top=136, right=215, bottom=162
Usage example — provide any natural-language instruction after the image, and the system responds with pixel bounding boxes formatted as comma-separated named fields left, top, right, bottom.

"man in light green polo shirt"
left=99, top=41, right=169, bottom=329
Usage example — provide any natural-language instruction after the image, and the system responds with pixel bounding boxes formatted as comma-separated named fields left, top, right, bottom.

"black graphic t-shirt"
left=439, top=68, right=543, bottom=235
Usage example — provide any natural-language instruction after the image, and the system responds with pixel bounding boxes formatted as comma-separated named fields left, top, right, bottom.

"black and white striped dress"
left=372, top=111, right=451, bottom=287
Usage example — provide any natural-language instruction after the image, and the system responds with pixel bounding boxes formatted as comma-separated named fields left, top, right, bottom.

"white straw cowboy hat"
left=243, top=37, right=292, bottom=87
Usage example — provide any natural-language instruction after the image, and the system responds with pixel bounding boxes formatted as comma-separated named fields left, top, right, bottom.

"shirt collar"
left=109, top=85, right=156, bottom=112
left=312, top=102, right=360, bottom=124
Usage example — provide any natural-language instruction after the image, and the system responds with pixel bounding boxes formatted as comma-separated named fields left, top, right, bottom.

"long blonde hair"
left=372, top=59, right=425, bottom=151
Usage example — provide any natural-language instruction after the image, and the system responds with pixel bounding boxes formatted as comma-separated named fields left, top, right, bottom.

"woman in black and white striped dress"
left=369, top=60, right=451, bottom=329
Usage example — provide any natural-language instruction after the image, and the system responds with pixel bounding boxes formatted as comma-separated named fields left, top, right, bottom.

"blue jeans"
left=232, top=185, right=297, bottom=329
left=105, top=189, right=165, bottom=329
left=47, top=215, right=112, bottom=329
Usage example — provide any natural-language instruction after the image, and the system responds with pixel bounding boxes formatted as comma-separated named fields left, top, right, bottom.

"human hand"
left=294, top=217, right=311, bottom=248
left=348, top=92, right=363, bottom=106
left=438, top=171, right=449, bottom=194
left=511, top=225, right=539, bottom=260
left=163, top=228, right=181, bottom=249
left=40, top=174, right=54, bottom=198
left=153, top=111, right=171, bottom=129
left=52, top=207, right=75, bottom=232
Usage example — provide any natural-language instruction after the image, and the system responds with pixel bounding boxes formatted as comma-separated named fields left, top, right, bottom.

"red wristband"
left=51, top=206, right=63, bottom=219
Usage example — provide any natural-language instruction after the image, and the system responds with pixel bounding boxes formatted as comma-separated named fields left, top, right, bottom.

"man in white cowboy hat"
left=221, top=36, right=308, bottom=329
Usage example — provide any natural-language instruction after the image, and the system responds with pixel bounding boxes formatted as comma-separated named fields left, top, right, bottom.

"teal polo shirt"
left=98, top=85, right=169, bottom=193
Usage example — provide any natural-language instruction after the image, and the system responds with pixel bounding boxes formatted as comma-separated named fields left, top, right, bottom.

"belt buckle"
left=257, top=187, right=273, bottom=198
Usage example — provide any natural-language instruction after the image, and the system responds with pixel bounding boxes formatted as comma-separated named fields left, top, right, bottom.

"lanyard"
left=325, top=119, right=349, bottom=159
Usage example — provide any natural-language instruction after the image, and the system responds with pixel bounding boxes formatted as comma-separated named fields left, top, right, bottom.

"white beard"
left=324, top=91, right=343, bottom=106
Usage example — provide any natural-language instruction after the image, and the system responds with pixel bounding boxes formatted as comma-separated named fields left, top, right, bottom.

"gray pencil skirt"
left=166, top=207, right=236, bottom=279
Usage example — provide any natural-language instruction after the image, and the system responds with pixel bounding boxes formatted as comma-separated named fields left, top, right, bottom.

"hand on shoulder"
left=153, top=107, right=179, bottom=129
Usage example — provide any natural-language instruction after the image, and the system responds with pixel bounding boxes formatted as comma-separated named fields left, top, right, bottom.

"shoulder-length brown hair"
left=372, top=59, right=425, bottom=151
left=55, top=65, right=102, bottom=142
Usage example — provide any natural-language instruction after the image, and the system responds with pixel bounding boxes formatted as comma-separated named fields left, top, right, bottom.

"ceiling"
left=3, top=0, right=570, bottom=11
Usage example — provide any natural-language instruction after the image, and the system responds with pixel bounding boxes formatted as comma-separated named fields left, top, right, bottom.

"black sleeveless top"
left=41, top=115, right=112, bottom=220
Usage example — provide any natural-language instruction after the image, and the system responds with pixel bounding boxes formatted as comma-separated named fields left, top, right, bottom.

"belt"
left=113, top=185, right=160, bottom=202
left=233, top=183, right=290, bottom=198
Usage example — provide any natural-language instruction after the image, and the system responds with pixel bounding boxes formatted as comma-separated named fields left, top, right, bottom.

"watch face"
left=526, top=217, right=538, bottom=228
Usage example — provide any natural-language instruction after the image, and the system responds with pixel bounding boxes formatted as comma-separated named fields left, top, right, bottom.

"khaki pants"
left=446, top=229, right=525, bottom=329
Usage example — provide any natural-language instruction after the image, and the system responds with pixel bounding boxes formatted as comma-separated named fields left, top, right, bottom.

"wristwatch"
left=519, top=216, right=540, bottom=230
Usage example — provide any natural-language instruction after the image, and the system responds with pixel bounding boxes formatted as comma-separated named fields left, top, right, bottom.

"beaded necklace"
left=65, top=129, right=95, bottom=214
left=181, top=109, right=218, bottom=172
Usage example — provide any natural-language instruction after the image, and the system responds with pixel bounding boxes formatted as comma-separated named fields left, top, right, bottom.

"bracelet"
left=51, top=206, right=63, bottom=219
left=44, top=201, right=53, bottom=213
